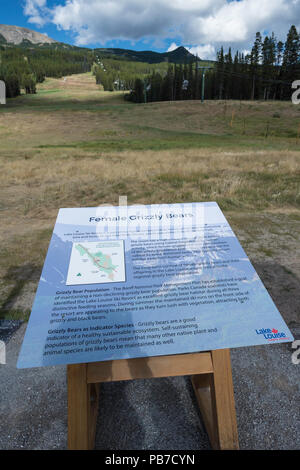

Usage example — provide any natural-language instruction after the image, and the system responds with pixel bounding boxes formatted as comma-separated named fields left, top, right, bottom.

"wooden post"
left=243, top=118, right=246, bottom=135
left=67, top=364, right=100, bottom=450
left=296, top=122, right=300, bottom=144
left=230, top=110, right=235, bottom=127
left=211, top=349, right=239, bottom=449
left=191, top=349, right=239, bottom=449
left=265, top=121, right=270, bottom=138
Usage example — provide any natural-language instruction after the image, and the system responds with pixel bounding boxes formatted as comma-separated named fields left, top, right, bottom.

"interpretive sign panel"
left=17, top=202, right=293, bottom=368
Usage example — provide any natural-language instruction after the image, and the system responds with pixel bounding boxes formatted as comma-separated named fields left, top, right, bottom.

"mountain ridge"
left=0, top=24, right=205, bottom=64
left=0, top=24, right=57, bottom=45
left=94, top=45, right=197, bottom=63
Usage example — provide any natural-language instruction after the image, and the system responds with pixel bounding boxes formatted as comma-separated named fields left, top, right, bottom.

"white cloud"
left=188, top=0, right=293, bottom=43
left=241, top=49, right=251, bottom=57
left=167, top=42, right=179, bottom=52
left=23, top=0, right=300, bottom=52
left=187, top=44, right=216, bottom=60
left=24, top=0, right=49, bottom=27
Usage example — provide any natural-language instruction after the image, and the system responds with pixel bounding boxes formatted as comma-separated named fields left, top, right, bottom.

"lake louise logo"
left=256, top=328, right=286, bottom=341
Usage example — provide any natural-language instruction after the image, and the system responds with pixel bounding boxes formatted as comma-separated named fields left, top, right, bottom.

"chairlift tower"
left=143, top=80, right=151, bottom=103
left=197, top=64, right=213, bottom=103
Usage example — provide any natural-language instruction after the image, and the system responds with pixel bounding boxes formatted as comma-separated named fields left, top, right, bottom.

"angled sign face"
left=17, top=202, right=293, bottom=368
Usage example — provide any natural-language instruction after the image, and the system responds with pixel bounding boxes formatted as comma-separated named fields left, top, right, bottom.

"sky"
left=1, top=0, right=300, bottom=59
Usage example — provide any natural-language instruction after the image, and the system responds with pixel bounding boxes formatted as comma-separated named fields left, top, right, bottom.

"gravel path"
left=0, top=323, right=299, bottom=450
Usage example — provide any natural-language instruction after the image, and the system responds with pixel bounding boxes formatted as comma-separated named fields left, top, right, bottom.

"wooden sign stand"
left=67, top=348, right=239, bottom=450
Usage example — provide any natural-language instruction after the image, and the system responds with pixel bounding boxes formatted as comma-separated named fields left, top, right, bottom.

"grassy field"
left=0, top=72, right=299, bottom=323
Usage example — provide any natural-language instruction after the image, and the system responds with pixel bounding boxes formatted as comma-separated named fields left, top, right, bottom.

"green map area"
left=75, top=243, right=118, bottom=281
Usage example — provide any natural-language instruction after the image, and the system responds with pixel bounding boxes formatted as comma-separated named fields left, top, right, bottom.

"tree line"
left=127, top=25, right=300, bottom=103
left=1, top=25, right=299, bottom=102
left=0, top=46, right=93, bottom=98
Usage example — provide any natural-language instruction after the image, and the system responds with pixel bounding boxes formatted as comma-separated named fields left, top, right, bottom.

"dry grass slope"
left=0, top=72, right=299, bottom=323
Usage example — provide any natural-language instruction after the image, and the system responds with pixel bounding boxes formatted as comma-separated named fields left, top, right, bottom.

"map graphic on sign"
left=66, top=240, right=126, bottom=285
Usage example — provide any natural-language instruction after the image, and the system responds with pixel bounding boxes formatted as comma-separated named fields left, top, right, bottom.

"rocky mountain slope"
left=0, top=25, right=57, bottom=45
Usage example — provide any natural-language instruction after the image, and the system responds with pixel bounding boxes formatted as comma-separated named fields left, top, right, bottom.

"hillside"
left=0, top=24, right=57, bottom=45
left=94, top=45, right=197, bottom=64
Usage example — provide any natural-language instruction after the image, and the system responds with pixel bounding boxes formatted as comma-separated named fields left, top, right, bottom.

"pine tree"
left=174, top=64, right=183, bottom=100
left=160, top=65, right=173, bottom=101
left=187, top=61, right=194, bottom=99
left=133, top=78, right=144, bottom=103
left=232, top=51, right=240, bottom=99
left=283, top=25, right=299, bottom=70
left=281, top=25, right=299, bottom=98
left=262, top=34, right=276, bottom=99
left=148, top=72, right=162, bottom=101
left=216, top=46, right=225, bottom=99
left=250, top=32, right=262, bottom=99
left=224, top=47, right=233, bottom=99
left=194, top=56, right=200, bottom=100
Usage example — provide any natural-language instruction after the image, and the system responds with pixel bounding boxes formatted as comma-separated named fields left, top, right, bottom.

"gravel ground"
left=0, top=323, right=299, bottom=450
